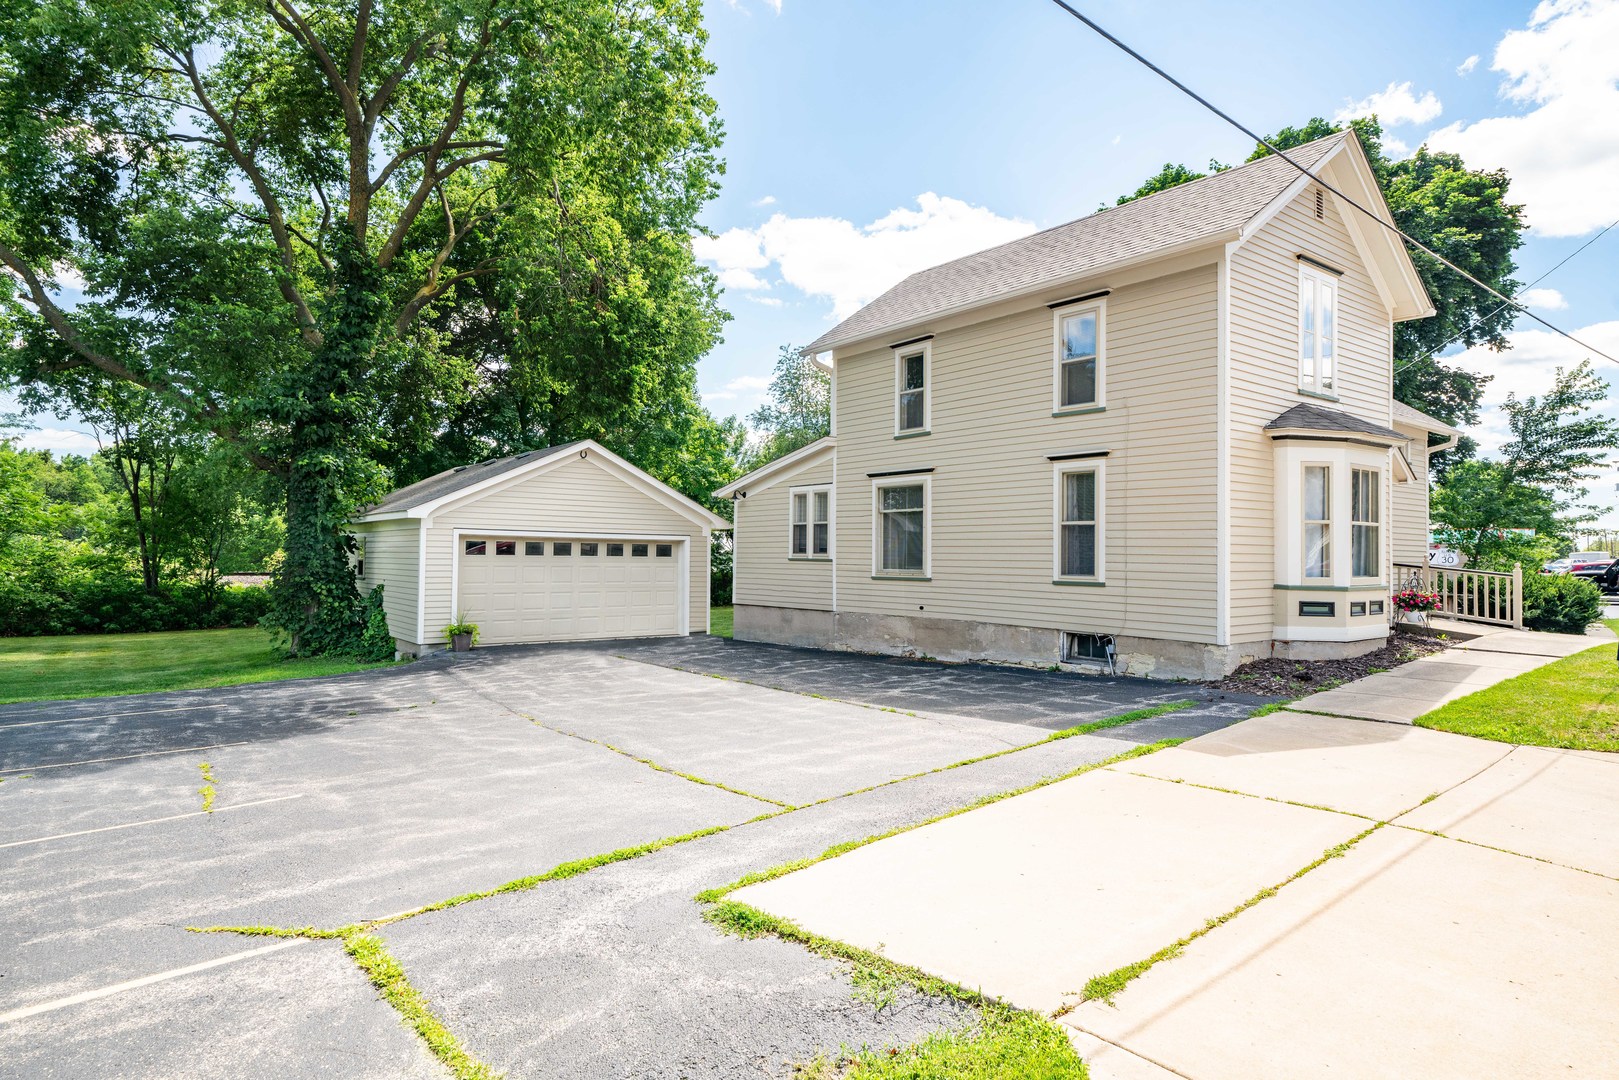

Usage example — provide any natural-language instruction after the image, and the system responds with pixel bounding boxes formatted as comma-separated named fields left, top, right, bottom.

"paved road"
left=0, top=638, right=1265, bottom=1078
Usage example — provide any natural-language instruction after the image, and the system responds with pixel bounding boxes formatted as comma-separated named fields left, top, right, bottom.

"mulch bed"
left=1208, top=632, right=1448, bottom=698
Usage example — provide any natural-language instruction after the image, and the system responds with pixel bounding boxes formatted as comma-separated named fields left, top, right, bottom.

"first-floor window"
left=791, top=487, right=831, bottom=557
left=1058, top=467, right=1100, bottom=578
left=1303, top=465, right=1331, bottom=579
left=877, top=483, right=925, bottom=573
left=1352, top=468, right=1380, bottom=579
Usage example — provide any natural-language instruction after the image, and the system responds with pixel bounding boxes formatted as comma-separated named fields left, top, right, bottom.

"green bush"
left=1523, top=572, right=1602, bottom=635
left=0, top=548, right=271, bottom=637
left=355, top=585, right=396, bottom=662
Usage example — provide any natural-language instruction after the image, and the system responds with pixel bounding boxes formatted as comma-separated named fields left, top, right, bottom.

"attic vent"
left=452, top=466, right=468, bottom=473
left=1314, top=188, right=1325, bottom=220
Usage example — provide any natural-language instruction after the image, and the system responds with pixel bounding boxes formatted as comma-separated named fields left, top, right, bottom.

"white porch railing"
left=1392, top=562, right=1524, bottom=630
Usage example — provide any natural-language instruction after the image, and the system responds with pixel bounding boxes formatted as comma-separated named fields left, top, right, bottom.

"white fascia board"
left=1266, top=426, right=1407, bottom=447
left=809, top=232, right=1238, bottom=356
left=714, top=437, right=836, bottom=500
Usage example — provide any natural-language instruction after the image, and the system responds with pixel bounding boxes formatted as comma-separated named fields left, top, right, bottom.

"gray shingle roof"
left=1266, top=403, right=1406, bottom=441
left=362, top=442, right=583, bottom=516
left=805, top=133, right=1348, bottom=354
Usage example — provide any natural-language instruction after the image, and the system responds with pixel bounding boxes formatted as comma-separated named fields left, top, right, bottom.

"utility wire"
left=1394, top=217, right=1619, bottom=373
left=1044, top=0, right=1619, bottom=368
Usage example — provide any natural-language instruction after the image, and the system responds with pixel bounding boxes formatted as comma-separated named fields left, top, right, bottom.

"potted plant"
left=1391, top=588, right=1441, bottom=627
left=443, top=617, right=479, bottom=653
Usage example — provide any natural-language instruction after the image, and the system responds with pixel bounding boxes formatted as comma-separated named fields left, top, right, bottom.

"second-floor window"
left=790, top=486, right=831, bottom=558
left=1054, top=304, right=1104, bottom=411
left=1299, top=265, right=1338, bottom=394
left=895, top=344, right=929, bottom=434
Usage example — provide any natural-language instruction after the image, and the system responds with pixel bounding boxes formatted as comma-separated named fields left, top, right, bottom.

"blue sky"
left=11, top=1, right=1619, bottom=516
left=693, top=0, right=1619, bottom=519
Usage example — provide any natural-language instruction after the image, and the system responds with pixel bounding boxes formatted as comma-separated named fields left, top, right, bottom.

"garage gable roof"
left=713, top=436, right=835, bottom=500
left=354, top=439, right=730, bottom=529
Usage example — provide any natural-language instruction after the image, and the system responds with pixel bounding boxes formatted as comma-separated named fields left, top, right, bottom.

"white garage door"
left=456, top=536, right=682, bottom=645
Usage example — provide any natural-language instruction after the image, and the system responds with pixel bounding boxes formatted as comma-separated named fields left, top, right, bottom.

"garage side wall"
left=354, top=519, right=422, bottom=648
left=421, top=454, right=711, bottom=642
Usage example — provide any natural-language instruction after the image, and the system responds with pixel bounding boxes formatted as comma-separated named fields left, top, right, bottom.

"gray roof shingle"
left=806, top=133, right=1347, bottom=354
left=1266, top=403, right=1406, bottom=441
left=362, top=442, right=583, bottom=516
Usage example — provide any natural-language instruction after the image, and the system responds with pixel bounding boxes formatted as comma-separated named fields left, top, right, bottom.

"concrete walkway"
left=1285, top=623, right=1610, bottom=724
left=731, top=711, right=1619, bottom=1079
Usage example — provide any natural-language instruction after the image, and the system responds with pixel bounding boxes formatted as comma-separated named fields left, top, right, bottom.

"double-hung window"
left=874, top=480, right=927, bottom=575
left=1054, top=465, right=1103, bottom=580
left=895, top=344, right=929, bottom=435
left=1053, top=303, right=1104, bottom=411
left=1303, top=465, right=1331, bottom=580
left=1299, top=265, right=1338, bottom=394
left=1351, top=468, right=1380, bottom=579
left=790, top=486, right=831, bottom=558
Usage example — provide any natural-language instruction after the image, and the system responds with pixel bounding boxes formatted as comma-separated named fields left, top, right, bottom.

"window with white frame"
left=1054, top=304, right=1103, bottom=411
left=790, top=486, right=831, bottom=558
left=1351, top=468, right=1380, bottom=579
left=1299, top=265, right=1338, bottom=394
left=1303, top=464, right=1331, bottom=579
left=1055, top=464, right=1102, bottom=580
left=895, top=345, right=929, bottom=434
left=875, top=480, right=926, bottom=574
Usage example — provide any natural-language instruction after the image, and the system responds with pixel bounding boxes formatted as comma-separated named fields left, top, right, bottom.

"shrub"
left=355, top=585, right=396, bottom=662
left=710, top=534, right=733, bottom=607
left=1522, top=572, right=1602, bottom=635
left=0, top=568, right=272, bottom=636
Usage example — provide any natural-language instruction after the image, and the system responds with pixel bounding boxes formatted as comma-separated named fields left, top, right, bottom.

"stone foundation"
left=733, top=605, right=1254, bottom=681
left=1267, top=636, right=1388, bottom=662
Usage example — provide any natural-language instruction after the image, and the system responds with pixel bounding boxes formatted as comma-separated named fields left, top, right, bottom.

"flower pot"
left=452, top=632, right=473, bottom=653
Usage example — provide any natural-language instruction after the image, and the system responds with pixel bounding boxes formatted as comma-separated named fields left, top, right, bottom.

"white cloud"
left=1457, top=54, right=1480, bottom=76
left=1448, top=319, right=1619, bottom=457
left=725, top=375, right=770, bottom=392
left=1334, top=81, right=1444, bottom=127
left=1426, top=0, right=1619, bottom=237
left=748, top=295, right=784, bottom=307
left=12, top=426, right=99, bottom=455
left=752, top=195, right=777, bottom=207
left=1518, top=286, right=1569, bottom=310
left=693, top=193, right=1035, bottom=319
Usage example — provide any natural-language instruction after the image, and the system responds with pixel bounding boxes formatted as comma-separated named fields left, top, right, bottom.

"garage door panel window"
left=554, top=542, right=572, bottom=555
left=465, top=539, right=486, bottom=555
left=632, top=543, right=648, bottom=557
left=495, top=541, right=516, bottom=556
left=524, top=541, right=545, bottom=556
left=580, top=542, right=599, bottom=556
left=656, top=544, right=673, bottom=557
left=607, top=543, right=624, bottom=556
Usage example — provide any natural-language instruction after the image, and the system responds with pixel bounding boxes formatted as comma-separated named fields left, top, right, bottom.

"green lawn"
left=709, top=606, right=734, bottom=639
left=1415, top=622, right=1619, bottom=752
left=0, top=627, right=398, bottom=704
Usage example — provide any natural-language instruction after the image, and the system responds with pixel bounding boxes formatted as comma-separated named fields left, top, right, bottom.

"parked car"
left=1569, top=552, right=1615, bottom=584
left=1597, top=561, right=1619, bottom=595
left=1542, top=558, right=1572, bottom=575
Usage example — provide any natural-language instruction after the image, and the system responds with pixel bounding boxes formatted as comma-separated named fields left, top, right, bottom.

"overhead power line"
left=1395, top=217, right=1619, bottom=374
left=1043, top=0, right=1619, bottom=368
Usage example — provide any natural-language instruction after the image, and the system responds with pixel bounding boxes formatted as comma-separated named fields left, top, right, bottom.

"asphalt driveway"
left=0, top=637, right=1262, bottom=1079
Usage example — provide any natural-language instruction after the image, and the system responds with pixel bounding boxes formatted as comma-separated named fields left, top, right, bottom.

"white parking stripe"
left=0, top=740, right=256, bottom=774
left=0, top=939, right=307, bottom=1025
left=0, top=795, right=304, bottom=849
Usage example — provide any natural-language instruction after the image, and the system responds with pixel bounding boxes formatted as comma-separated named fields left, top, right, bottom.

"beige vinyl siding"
left=1227, top=184, right=1397, bottom=642
left=1391, top=441, right=1431, bottom=565
left=421, top=455, right=709, bottom=641
left=355, top=519, right=421, bottom=645
left=732, top=456, right=835, bottom=611
left=832, top=263, right=1220, bottom=643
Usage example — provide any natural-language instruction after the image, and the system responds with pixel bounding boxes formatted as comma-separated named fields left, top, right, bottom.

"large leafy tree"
left=745, top=343, right=830, bottom=467
left=0, top=0, right=726, bottom=653
left=1114, top=117, right=1526, bottom=467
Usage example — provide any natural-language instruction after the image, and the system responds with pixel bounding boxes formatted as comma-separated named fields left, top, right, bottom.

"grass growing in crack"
left=795, top=1005, right=1088, bottom=1079
left=197, top=762, right=216, bottom=813
left=1247, top=701, right=1292, bottom=718
left=1077, top=824, right=1383, bottom=1005
left=696, top=739, right=1184, bottom=905
left=342, top=933, right=502, bottom=1080
left=525, top=721, right=794, bottom=809
left=706, top=902, right=1085, bottom=1078
left=188, top=923, right=344, bottom=938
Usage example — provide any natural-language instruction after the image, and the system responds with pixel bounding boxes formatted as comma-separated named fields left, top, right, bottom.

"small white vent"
left=1314, top=188, right=1325, bottom=220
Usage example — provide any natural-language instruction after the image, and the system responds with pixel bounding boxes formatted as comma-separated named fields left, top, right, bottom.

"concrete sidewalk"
left=729, top=711, right=1619, bottom=1079
left=1285, top=624, right=1610, bottom=724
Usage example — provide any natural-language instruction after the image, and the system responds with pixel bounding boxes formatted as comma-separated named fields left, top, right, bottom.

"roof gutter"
left=805, top=229, right=1239, bottom=356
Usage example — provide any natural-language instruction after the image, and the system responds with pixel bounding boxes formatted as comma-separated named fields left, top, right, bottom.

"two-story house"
left=716, top=131, right=1459, bottom=680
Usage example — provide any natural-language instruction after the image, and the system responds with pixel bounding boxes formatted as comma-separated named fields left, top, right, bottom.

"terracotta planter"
left=452, top=632, right=473, bottom=653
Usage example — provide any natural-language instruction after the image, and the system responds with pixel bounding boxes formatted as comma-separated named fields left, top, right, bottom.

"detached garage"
left=350, top=440, right=730, bottom=654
